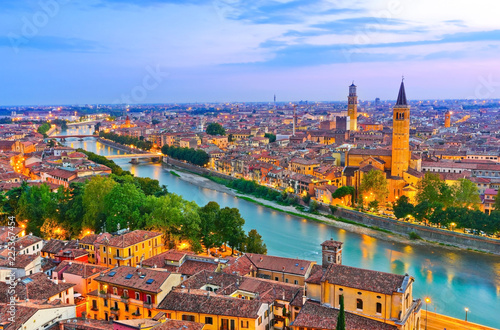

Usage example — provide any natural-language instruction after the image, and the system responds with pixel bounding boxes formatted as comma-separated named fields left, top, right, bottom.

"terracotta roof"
left=322, top=263, right=407, bottom=295
left=321, top=239, right=343, bottom=249
left=0, top=254, right=40, bottom=269
left=157, top=289, right=265, bottom=319
left=292, top=300, right=398, bottom=330
left=94, top=266, right=173, bottom=293
left=245, top=253, right=314, bottom=276
left=54, top=261, right=108, bottom=279
left=151, top=318, right=204, bottom=330
left=0, top=304, right=39, bottom=330
left=95, top=230, right=162, bottom=248
left=0, top=272, right=75, bottom=303
left=61, top=318, right=113, bottom=330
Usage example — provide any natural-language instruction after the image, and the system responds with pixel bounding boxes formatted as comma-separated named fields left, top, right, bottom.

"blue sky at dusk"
left=1, top=0, right=500, bottom=105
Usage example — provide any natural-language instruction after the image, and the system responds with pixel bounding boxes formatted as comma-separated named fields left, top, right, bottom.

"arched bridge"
left=50, top=135, right=98, bottom=139
left=105, top=154, right=160, bottom=159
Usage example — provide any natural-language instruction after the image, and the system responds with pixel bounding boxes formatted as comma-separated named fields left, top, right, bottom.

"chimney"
left=302, top=294, right=307, bottom=305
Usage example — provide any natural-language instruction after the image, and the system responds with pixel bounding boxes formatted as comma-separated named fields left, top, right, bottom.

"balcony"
left=98, top=291, right=108, bottom=298
left=90, top=306, right=99, bottom=312
left=110, top=308, right=120, bottom=315
left=121, top=296, right=129, bottom=303
left=143, top=302, right=154, bottom=309
left=132, top=311, right=141, bottom=317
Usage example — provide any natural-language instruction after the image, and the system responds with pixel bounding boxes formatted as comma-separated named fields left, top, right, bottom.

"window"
left=146, top=295, right=152, bottom=304
left=294, top=280, right=298, bottom=285
left=376, top=303, right=382, bottom=314
left=148, top=310, right=152, bottom=317
left=125, top=305, right=129, bottom=312
left=103, top=246, right=106, bottom=253
left=114, top=301, right=118, bottom=310
left=149, top=240, right=151, bottom=246
left=142, top=243, right=145, bottom=249
left=356, top=299, right=363, bottom=310
left=135, top=292, right=140, bottom=300
left=113, top=287, right=117, bottom=295
left=285, top=278, right=288, bottom=283
left=275, top=277, right=279, bottom=281
left=258, top=317, right=262, bottom=325
left=123, top=290, right=128, bottom=298
left=104, top=299, right=108, bottom=307
left=135, top=246, right=138, bottom=251
left=264, top=311, right=268, bottom=318
left=241, top=321, right=249, bottom=328
left=182, top=315, right=195, bottom=322
left=230, top=320, right=235, bottom=330
left=205, top=317, right=213, bottom=325
left=128, top=248, right=131, bottom=256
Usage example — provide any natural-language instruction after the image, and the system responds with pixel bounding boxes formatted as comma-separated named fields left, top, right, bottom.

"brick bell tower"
left=321, top=239, right=343, bottom=268
left=348, top=82, right=358, bottom=132
left=391, top=79, right=410, bottom=178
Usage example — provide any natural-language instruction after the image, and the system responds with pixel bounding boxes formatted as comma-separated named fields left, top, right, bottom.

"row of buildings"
left=0, top=227, right=422, bottom=330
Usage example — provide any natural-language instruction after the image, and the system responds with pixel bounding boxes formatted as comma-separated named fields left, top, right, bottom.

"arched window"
left=356, top=299, right=363, bottom=310
left=376, top=302, right=382, bottom=314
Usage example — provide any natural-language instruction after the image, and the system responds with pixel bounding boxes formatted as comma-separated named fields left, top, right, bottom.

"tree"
left=152, top=119, right=160, bottom=126
left=198, top=202, right=223, bottom=252
left=336, top=294, right=346, bottom=330
left=368, top=200, right=379, bottom=210
left=416, top=173, right=453, bottom=208
left=264, top=133, right=276, bottom=143
left=17, top=184, right=57, bottom=236
left=218, top=207, right=245, bottom=255
left=392, top=195, right=414, bottom=219
left=40, top=218, right=68, bottom=240
left=206, top=123, right=225, bottom=136
left=413, top=201, right=432, bottom=224
left=359, top=169, right=389, bottom=204
left=103, top=182, right=146, bottom=231
left=453, top=178, right=481, bottom=209
left=82, top=176, right=117, bottom=231
left=243, top=229, right=267, bottom=254
left=331, top=186, right=355, bottom=206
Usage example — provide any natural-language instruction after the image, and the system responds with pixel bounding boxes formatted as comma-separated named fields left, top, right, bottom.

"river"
left=58, top=126, right=500, bottom=328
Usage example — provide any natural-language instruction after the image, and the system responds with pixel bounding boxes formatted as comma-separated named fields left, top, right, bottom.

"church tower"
left=391, top=80, right=410, bottom=178
left=444, top=111, right=451, bottom=128
left=348, top=83, right=358, bottom=131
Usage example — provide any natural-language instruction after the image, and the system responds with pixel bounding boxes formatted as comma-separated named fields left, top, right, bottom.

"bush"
left=329, top=205, right=338, bottom=214
left=409, top=232, right=421, bottom=240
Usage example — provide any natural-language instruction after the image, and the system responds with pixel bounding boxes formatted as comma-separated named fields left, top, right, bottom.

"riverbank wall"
left=165, top=156, right=500, bottom=255
left=334, top=208, right=500, bottom=254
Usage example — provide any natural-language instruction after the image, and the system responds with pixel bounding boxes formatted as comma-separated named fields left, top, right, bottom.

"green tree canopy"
left=206, top=123, right=226, bottom=136
left=82, top=176, right=117, bottom=231
left=392, top=195, right=414, bottom=219
left=264, top=133, right=276, bottom=143
left=243, top=229, right=267, bottom=254
left=452, top=178, right=481, bottom=209
left=359, top=169, right=389, bottom=204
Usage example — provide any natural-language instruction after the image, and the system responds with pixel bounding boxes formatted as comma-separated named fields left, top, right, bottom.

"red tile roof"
left=322, top=263, right=407, bottom=295
left=158, top=289, right=264, bottom=319
left=94, top=266, right=173, bottom=293
left=293, top=300, right=398, bottom=330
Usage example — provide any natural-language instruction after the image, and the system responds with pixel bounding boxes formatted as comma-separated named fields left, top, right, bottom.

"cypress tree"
left=336, top=294, right=346, bottom=330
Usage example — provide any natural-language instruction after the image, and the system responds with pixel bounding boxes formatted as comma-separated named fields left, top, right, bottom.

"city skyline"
left=1, top=0, right=500, bottom=105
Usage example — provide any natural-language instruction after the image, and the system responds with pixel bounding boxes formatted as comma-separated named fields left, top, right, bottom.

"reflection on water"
left=59, top=126, right=500, bottom=328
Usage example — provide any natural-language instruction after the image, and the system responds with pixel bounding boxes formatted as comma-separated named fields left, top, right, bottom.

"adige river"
left=58, top=126, right=500, bottom=328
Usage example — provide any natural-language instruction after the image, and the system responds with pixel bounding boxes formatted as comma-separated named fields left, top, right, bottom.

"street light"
left=425, top=297, right=431, bottom=330
left=465, top=307, right=469, bottom=322
left=450, top=222, right=456, bottom=231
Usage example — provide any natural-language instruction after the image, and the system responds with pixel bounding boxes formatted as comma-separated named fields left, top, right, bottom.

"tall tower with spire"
left=348, top=82, right=358, bottom=131
left=391, top=79, right=411, bottom=178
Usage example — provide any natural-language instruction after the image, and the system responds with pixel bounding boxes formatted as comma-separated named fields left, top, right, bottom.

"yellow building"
left=289, top=158, right=320, bottom=176
left=88, top=266, right=181, bottom=321
left=391, top=80, right=411, bottom=178
left=304, top=239, right=422, bottom=330
left=94, top=230, right=164, bottom=268
left=347, top=83, right=358, bottom=132
left=157, top=289, right=271, bottom=330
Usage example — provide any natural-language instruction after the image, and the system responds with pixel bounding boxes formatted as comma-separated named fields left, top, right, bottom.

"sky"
left=1, top=0, right=500, bottom=105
